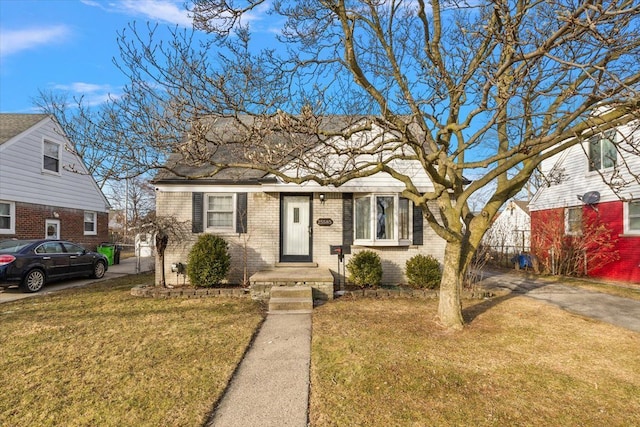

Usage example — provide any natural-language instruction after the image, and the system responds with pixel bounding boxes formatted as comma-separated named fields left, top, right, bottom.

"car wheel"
left=20, top=269, right=45, bottom=293
left=91, top=261, right=106, bottom=279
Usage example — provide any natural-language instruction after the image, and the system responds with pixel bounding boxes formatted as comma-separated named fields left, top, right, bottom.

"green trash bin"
left=97, top=243, right=115, bottom=266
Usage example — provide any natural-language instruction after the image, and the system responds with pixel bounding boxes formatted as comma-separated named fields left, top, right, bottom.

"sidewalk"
left=205, top=313, right=311, bottom=427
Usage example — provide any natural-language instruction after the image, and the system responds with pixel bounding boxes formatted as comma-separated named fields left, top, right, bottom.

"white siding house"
left=0, top=114, right=110, bottom=247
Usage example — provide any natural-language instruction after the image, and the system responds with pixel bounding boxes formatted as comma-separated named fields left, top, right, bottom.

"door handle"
left=308, top=226, right=313, bottom=235
left=42, top=257, right=51, bottom=260
left=70, top=256, right=77, bottom=259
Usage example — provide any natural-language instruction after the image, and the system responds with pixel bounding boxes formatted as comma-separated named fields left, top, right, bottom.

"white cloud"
left=82, top=0, right=193, bottom=27
left=0, top=25, right=71, bottom=57
left=51, top=82, right=121, bottom=107
left=119, top=0, right=193, bottom=26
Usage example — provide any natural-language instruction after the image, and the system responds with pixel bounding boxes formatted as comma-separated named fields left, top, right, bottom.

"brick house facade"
left=154, top=118, right=446, bottom=289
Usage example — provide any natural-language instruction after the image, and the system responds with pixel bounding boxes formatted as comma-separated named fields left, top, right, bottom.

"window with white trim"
left=206, top=194, right=235, bottom=230
left=624, top=199, right=640, bottom=235
left=565, top=207, right=582, bottom=235
left=588, top=131, right=617, bottom=172
left=0, top=201, right=15, bottom=234
left=43, top=140, right=61, bottom=173
left=46, top=219, right=60, bottom=239
left=84, top=211, right=97, bottom=235
left=354, top=194, right=411, bottom=245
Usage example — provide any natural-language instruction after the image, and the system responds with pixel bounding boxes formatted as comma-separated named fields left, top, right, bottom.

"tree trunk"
left=437, top=241, right=466, bottom=330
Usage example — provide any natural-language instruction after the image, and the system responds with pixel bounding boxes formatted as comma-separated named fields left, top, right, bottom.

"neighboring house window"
left=624, top=199, right=640, bottom=235
left=354, top=194, right=411, bottom=244
left=43, top=140, right=61, bottom=173
left=206, top=194, right=235, bottom=230
left=84, top=211, right=97, bottom=235
left=565, top=207, right=582, bottom=235
left=0, top=201, right=15, bottom=234
left=588, top=131, right=617, bottom=171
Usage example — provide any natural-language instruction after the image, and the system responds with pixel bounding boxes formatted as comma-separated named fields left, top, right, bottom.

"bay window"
left=354, top=194, right=411, bottom=244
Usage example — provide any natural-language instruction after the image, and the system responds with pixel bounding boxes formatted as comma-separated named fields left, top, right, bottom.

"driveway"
left=478, top=268, right=640, bottom=333
left=0, top=256, right=154, bottom=304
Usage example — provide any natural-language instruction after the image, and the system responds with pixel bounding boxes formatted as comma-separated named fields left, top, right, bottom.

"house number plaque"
left=316, top=218, right=334, bottom=226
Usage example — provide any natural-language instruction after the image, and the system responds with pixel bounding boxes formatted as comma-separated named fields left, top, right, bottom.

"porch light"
left=319, top=193, right=325, bottom=204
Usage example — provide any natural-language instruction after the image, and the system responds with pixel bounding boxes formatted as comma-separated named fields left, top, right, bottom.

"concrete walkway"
left=206, top=313, right=311, bottom=427
left=478, top=268, right=640, bottom=333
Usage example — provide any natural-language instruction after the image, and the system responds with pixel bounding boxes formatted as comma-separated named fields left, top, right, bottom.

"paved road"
left=0, top=256, right=154, bottom=304
left=478, top=268, right=640, bottom=333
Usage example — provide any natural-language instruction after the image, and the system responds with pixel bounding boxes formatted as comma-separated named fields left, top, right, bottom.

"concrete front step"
left=269, top=286, right=313, bottom=313
left=270, top=285, right=313, bottom=299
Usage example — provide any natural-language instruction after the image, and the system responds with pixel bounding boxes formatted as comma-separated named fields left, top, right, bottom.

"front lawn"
left=310, top=297, right=640, bottom=426
left=0, top=273, right=264, bottom=427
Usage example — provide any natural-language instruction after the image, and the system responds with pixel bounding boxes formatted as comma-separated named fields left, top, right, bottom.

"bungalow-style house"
left=154, top=117, right=446, bottom=298
left=483, top=199, right=531, bottom=261
left=528, top=121, right=640, bottom=283
left=0, top=114, right=110, bottom=248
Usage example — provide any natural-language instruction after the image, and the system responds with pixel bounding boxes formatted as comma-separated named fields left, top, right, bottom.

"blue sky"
left=0, top=0, right=274, bottom=113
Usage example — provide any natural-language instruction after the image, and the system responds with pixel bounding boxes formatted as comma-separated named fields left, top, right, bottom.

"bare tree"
left=34, top=91, right=140, bottom=189
left=106, top=176, right=156, bottom=237
left=48, top=1, right=640, bottom=329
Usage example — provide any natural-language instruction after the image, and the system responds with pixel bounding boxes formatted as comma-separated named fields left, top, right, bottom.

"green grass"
left=310, top=297, right=640, bottom=426
left=0, top=274, right=264, bottom=427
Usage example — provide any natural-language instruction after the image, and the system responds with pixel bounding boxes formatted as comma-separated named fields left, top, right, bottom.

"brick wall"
left=157, top=191, right=447, bottom=287
left=7, top=201, right=108, bottom=250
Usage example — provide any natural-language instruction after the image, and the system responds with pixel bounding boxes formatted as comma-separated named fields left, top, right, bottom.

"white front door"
left=281, top=195, right=312, bottom=262
left=45, top=219, right=60, bottom=239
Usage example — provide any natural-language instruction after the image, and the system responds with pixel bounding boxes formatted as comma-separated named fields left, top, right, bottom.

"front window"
left=565, top=207, right=582, bottom=235
left=43, top=140, right=61, bottom=173
left=354, top=194, right=411, bottom=244
left=588, top=131, right=617, bottom=171
left=84, top=211, right=97, bottom=235
left=0, top=201, right=15, bottom=234
left=206, top=194, right=234, bottom=230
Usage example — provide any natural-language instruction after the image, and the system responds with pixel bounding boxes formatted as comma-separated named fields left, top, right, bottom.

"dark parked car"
left=0, top=239, right=108, bottom=293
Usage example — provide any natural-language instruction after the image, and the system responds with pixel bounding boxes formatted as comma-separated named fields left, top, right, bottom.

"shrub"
left=405, top=254, right=442, bottom=289
left=187, top=234, right=231, bottom=287
left=347, top=250, right=382, bottom=288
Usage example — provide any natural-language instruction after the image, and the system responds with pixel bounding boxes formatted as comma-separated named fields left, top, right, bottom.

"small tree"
left=347, top=250, right=383, bottom=288
left=187, top=234, right=231, bottom=287
left=139, top=215, right=189, bottom=287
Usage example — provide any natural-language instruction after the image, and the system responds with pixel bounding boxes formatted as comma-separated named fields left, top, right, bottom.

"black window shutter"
left=342, top=193, right=353, bottom=246
left=192, top=192, right=204, bottom=233
left=236, top=192, right=248, bottom=233
left=412, top=204, right=424, bottom=245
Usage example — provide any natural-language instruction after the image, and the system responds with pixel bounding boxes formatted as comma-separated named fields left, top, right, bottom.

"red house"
left=528, top=122, right=640, bottom=283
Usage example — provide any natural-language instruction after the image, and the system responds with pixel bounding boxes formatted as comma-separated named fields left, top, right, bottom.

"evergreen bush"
left=346, top=250, right=383, bottom=288
left=405, top=254, right=442, bottom=289
left=187, top=234, right=231, bottom=287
